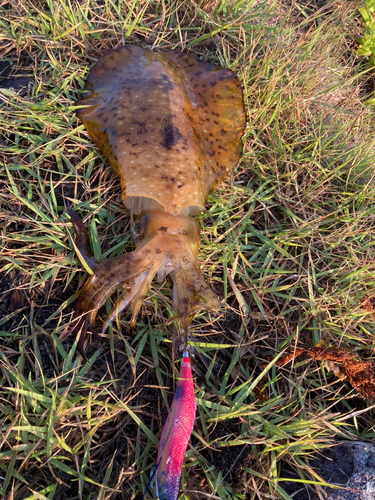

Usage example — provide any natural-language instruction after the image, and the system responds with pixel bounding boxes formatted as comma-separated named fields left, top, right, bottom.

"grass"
left=1, top=0, right=375, bottom=499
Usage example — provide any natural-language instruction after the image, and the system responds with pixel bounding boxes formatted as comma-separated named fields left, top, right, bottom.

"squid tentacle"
left=101, top=271, right=148, bottom=335
left=65, top=247, right=157, bottom=351
left=69, top=209, right=99, bottom=273
left=180, top=259, right=220, bottom=310
left=168, top=257, right=220, bottom=348
left=101, top=255, right=170, bottom=335
left=129, top=256, right=169, bottom=328
left=66, top=211, right=220, bottom=354
left=171, top=264, right=193, bottom=352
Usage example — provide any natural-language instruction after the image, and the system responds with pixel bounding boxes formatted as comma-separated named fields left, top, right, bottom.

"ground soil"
left=282, top=444, right=359, bottom=500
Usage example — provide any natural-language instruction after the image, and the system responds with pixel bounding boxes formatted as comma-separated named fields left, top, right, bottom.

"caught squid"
left=70, top=45, right=246, bottom=352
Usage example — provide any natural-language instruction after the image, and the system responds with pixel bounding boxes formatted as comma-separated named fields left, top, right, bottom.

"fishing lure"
left=155, top=351, right=195, bottom=499
left=70, top=45, right=246, bottom=352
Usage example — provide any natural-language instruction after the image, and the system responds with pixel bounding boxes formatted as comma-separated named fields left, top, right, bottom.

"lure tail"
left=156, top=352, right=196, bottom=500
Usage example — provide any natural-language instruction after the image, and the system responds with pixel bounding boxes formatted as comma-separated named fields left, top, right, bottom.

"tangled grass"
left=1, top=0, right=375, bottom=499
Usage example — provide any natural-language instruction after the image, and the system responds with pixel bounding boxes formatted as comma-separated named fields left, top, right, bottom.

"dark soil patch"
left=281, top=444, right=356, bottom=500
left=0, top=75, right=33, bottom=91
left=296, top=0, right=329, bottom=10
left=0, top=269, right=76, bottom=356
left=201, top=420, right=257, bottom=494
left=0, top=55, right=34, bottom=94
left=282, top=0, right=331, bottom=13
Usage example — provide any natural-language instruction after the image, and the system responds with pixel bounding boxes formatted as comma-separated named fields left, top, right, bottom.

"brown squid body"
left=71, top=45, right=246, bottom=351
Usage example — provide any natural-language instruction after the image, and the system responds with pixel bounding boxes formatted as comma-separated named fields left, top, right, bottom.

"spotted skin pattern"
left=156, top=352, right=195, bottom=500
left=70, top=46, right=246, bottom=352
left=76, top=45, right=245, bottom=215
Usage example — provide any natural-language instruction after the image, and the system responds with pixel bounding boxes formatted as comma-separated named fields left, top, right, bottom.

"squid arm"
left=65, top=211, right=219, bottom=354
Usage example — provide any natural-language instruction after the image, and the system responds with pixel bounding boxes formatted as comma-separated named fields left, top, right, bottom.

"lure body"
left=156, top=352, right=195, bottom=500
left=71, top=45, right=246, bottom=351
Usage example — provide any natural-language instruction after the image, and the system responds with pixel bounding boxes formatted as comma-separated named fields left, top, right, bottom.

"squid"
left=69, top=45, right=246, bottom=353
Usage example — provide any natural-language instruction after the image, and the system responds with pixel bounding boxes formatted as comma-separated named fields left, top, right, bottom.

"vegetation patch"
left=1, top=1, right=375, bottom=499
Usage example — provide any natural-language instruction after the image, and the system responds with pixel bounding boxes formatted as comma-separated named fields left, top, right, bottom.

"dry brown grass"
left=1, top=1, right=375, bottom=499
